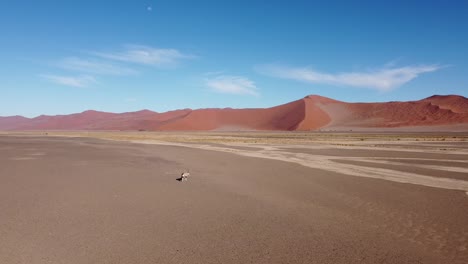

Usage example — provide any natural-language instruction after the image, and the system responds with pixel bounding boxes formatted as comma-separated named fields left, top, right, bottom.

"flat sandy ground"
left=1, top=132, right=468, bottom=263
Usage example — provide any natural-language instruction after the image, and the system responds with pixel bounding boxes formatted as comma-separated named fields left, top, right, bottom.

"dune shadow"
left=176, top=177, right=183, bottom=182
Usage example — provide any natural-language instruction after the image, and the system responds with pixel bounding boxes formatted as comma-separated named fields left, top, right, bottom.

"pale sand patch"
left=280, top=142, right=468, bottom=155
left=28, top=152, right=46, bottom=156
left=355, top=159, right=468, bottom=174
left=130, top=140, right=468, bottom=195
left=374, top=157, right=468, bottom=164
left=10, top=157, right=36, bottom=161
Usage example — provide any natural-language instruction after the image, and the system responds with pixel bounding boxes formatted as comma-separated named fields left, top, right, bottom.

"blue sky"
left=1, top=0, right=467, bottom=117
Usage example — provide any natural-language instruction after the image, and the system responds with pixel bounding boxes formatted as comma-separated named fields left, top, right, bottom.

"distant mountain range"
left=1, top=95, right=468, bottom=131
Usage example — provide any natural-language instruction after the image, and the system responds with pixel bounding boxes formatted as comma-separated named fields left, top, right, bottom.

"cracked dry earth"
left=1, top=135, right=468, bottom=264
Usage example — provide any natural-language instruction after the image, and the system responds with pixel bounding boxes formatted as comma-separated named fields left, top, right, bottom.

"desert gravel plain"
left=1, top=131, right=468, bottom=264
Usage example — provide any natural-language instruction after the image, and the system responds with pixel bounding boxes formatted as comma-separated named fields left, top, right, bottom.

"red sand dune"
left=422, top=95, right=468, bottom=113
left=157, top=99, right=306, bottom=131
left=1, top=95, right=467, bottom=131
left=0, top=116, right=30, bottom=130
left=321, top=95, right=468, bottom=130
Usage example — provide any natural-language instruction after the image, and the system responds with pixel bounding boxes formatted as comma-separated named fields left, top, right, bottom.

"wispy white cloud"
left=92, top=45, right=194, bottom=67
left=40, top=74, right=96, bottom=88
left=203, top=70, right=226, bottom=76
left=206, top=75, right=259, bottom=96
left=58, top=57, right=137, bottom=75
left=39, top=44, right=193, bottom=89
left=256, top=64, right=443, bottom=91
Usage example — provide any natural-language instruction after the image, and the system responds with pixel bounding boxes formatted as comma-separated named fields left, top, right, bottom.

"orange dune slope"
left=322, top=95, right=468, bottom=129
left=1, top=95, right=467, bottom=131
